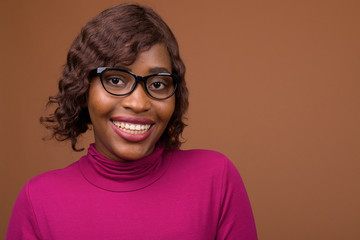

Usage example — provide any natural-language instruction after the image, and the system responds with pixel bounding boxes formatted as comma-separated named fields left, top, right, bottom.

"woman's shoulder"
left=24, top=160, right=82, bottom=193
left=166, top=148, right=234, bottom=175
left=170, top=148, right=230, bottom=164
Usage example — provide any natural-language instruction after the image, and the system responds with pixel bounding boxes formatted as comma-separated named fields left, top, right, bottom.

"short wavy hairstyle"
left=40, top=3, right=189, bottom=151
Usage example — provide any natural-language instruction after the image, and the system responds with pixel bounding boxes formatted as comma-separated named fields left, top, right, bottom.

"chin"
left=113, top=145, right=154, bottom=161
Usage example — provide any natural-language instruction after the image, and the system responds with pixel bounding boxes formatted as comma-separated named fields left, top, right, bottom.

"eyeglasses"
left=90, top=67, right=181, bottom=100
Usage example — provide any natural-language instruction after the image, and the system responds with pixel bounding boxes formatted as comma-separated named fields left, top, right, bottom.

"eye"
left=147, top=76, right=171, bottom=91
left=102, top=72, right=129, bottom=88
left=150, top=81, right=165, bottom=89
left=108, top=77, right=125, bottom=86
left=100, top=69, right=134, bottom=95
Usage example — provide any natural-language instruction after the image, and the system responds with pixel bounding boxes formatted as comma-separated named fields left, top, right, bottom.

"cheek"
left=158, top=98, right=176, bottom=123
left=88, top=84, right=113, bottom=122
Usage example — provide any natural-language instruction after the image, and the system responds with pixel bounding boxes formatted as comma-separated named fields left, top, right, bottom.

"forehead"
left=119, top=43, right=172, bottom=74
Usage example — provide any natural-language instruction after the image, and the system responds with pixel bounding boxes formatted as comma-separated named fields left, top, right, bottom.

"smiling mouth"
left=111, top=120, right=152, bottom=135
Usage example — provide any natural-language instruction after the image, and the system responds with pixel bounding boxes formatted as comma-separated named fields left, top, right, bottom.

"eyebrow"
left=114, top=66, right=131, bottom=72
left=114, top=66, right=170, bottom=74
left=148, top=67, right=170, bottom=74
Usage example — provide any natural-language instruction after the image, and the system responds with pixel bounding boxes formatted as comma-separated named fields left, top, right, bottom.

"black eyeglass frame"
left=90, top=67, right=181, bottom=100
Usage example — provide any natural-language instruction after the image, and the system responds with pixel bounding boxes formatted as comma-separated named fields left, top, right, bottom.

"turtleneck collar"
left=79, top=144, right=172, bottom=192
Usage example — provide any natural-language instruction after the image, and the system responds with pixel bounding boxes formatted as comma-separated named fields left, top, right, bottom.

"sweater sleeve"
left=6, top=182, right=42, bottom=240
left=216, top=158, right=258, bottom=240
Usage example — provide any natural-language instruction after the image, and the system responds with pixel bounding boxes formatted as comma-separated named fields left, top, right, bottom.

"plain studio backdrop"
left=1, top=0, right=359, bottom=239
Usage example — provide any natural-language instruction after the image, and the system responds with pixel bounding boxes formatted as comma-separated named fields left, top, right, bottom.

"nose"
left=121, top=83, right=151, bottom=113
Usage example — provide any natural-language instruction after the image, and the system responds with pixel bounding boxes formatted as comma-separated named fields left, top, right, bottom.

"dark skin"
left=87, top=43, right=175, bottom=161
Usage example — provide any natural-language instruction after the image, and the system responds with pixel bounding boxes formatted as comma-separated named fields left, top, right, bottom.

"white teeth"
left=112, top=121, right=151, bottom=135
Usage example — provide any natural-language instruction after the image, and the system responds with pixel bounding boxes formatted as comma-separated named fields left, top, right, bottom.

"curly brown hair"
left=40, top=3, right=189, bottom=151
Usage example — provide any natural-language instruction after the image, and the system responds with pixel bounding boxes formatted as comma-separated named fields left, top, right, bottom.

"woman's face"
left=87, top=43, right=175, bottom=161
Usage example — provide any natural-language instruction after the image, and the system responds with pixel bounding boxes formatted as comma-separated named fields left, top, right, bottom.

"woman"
left=7, top=3, right=257, bottom=239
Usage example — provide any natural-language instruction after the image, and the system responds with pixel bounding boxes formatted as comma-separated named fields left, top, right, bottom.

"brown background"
left=1, top=0, right=359, bottom=239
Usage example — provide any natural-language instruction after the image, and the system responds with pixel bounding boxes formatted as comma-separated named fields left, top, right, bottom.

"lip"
left=110, top=116, right=155, bottom=143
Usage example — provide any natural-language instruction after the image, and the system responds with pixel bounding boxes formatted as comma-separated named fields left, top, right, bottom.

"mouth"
left=111, top=120, right=152, bottom=135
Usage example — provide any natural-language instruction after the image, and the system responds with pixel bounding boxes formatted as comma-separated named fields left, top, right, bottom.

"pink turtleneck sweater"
left=7, top=145, right=257, bottom=239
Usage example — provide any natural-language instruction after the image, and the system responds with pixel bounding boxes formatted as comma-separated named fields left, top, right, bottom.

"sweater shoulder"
left=26, top=160, right=81, bottom=192
left=167, top=148, right=233, bottom=176
left=171, top=148, right=230, bottom=165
